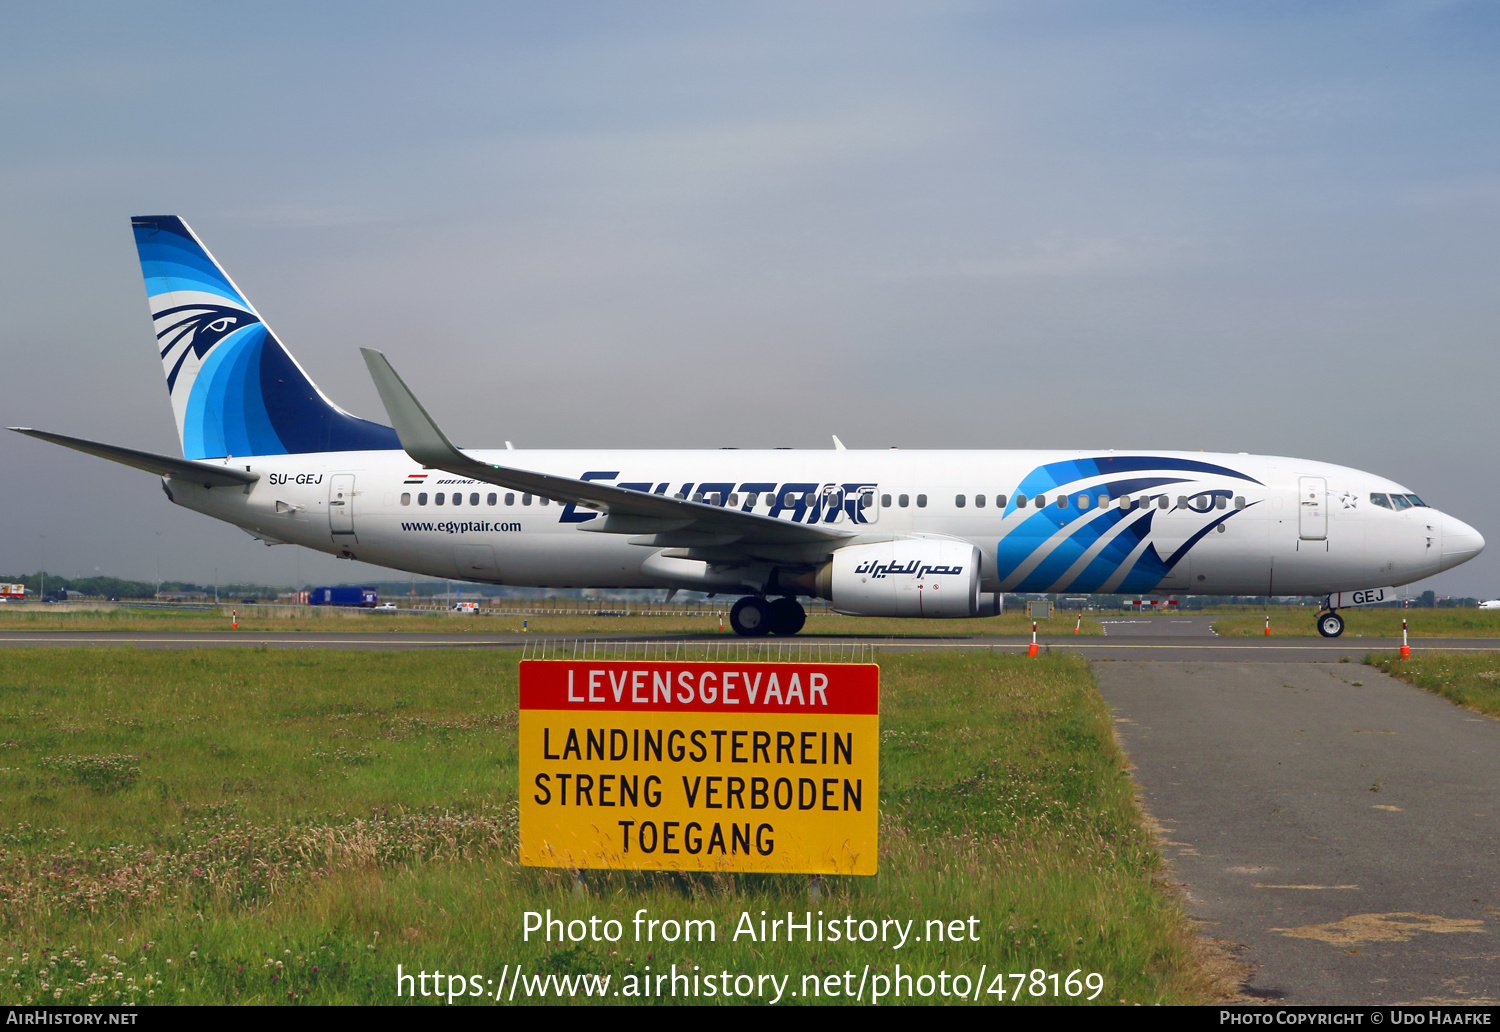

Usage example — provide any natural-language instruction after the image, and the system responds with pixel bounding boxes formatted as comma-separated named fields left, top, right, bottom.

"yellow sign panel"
left=519, top=661, right=879, bottom=875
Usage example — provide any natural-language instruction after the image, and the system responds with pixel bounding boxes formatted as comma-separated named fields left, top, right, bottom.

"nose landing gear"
left=1316, top=610, right=1345, bottom=638
left=729, top=596, right=807, bottom=637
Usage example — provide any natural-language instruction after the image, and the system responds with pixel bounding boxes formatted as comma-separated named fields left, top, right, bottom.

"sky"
left=2, top=0, right=1497, bottom=595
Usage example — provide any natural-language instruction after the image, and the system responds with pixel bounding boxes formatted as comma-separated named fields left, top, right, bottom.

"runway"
left=2, top=613, right=1495, bottom=661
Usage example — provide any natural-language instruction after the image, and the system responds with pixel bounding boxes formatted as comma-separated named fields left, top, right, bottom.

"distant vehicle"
left=1480, top=600, right=1500, bottom=610
left=1, top=584, right=25, bottom=600
left=309, top=586, right=378, bottom=608
left=451, top=601, right=479, bottom=613
left=240, top=597, right=259, bottom=604
left=373, top=602, right=398, bottom=612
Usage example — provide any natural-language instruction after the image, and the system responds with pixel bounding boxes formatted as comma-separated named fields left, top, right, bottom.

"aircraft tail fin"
left=131, top=216, right=399, bottom=459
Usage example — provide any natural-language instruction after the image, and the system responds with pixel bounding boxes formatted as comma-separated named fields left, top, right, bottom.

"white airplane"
left=12, top=217, right=1486, bottom=639
left=1480, top=600, right=1500, bottom=610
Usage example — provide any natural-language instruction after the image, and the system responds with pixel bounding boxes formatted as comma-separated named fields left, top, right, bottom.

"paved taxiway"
left=2, top=613, right=1495, bottom=662
left=1098, top=661, right=1500, bottom=1005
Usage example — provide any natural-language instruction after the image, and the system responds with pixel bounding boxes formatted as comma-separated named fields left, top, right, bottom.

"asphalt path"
left=1097, top=662, right=1500, bottom=1005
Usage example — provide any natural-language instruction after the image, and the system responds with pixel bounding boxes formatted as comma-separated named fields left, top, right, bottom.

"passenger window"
left=435, top=493, right=445, bottom=505
left=1077, top=494, right=1090, bottom=510
left=505, top=493, right=515, bottom=506
left=882, top=494, right=892, bottom=507
left=451, top=493, right=461, bottom=507
left=1390, top=494, right=1412, bottom=511
left=916, top=494, right=928, bottom=508
left=1234, top=496, right=1245, bottom=509
left=899, top=494, right=909, bottom=507
left=974, top=494, right=986, bottom=508
left=401, top=492, right=411, bottom=506
left=860, top=491, right=873, bottom=509
left=1370, top=493, right=1392, bottom=509
left=1215, top=495, right=1227, bottom=510
left=1035, top=494, right=1046, bottom=508
left=728, top=493, right=739, bottom=507
left=487, top=493, right=497, bottom=506
left=803, top=492, right=815, bottom=506
left=1098, top=495, right=1109, bottom=509
left=1056, top=495, right=1068, bottom=508
left=1015, top=494, right=1027, bottom=507
left=417, top=493, right=428, bottom=506
left=470, top=493, right=479, bottom=506
left=540, top=497, right=549, bottom=506
left=996, top=495, right=1007, bottom=508
left=955, top=495, right=966, bottom=508
left=523, top=494, right=532, bottom=506
left=1158, top=496, right=1169, bottom=509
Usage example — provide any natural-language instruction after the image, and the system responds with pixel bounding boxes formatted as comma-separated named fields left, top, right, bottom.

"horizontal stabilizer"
left=11, top=428, right=259, bottom=487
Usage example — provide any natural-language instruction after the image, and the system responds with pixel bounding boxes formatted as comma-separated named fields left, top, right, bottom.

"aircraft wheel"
left=1316, top=611, right=1345, bottom=638
left=730, top=596, right=773, bottom=637
left=768, top=597, right=807, bottom=636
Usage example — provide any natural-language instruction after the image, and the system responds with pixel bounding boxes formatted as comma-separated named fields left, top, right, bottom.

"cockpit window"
left=1390, top=494, right=1413, bottom=511
left=1406, top=494, right=1427, bottom=507
left=1370, top=493, right=1392, bottom=510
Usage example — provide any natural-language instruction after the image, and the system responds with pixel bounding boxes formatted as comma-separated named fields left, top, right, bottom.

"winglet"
left=832, top=435, right=847, bottom=451
left=359, top=348, right=468, bottom=469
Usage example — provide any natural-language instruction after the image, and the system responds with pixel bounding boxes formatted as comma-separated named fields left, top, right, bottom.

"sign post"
left=519, top=660, right=879, bottom=875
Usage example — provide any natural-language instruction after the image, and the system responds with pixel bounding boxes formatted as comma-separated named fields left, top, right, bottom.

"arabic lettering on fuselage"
left=852, top=559, right=964, bottom=579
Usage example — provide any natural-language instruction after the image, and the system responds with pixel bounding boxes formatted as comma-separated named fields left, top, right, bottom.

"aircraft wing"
left=10, top=428, right=260, bottom=488
left=360, top=349, right=853, bottom=549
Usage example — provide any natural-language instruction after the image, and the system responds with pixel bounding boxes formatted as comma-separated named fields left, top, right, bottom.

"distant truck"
left=309, top=586, right=378, bottom=608
left=1, top=584, right=25, bottom=601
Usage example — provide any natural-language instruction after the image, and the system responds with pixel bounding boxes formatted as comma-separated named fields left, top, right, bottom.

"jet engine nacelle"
left=815, top=538, right=981, bottom=618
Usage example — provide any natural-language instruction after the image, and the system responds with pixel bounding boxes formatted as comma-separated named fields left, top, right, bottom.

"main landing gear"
left=729, top=596, right=807, bottom=637
left=1316, top=610, right=1345, bottom=638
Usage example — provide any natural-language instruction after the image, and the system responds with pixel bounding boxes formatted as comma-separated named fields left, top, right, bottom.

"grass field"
left=0, top=606, right=1102, bottom=638
left=1212, top=607, right=1500, bottom=638
left=1365, top=652, right=1500, bottom=719
left=0, top=648, right=1213, bottom=1006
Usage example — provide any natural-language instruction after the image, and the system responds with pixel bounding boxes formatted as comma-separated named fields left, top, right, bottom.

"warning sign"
left=519, top=660, right=879, bottom=875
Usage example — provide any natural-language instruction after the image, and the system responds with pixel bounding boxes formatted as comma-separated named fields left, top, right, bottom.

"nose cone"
left=1439, top=512, right=1485, bottom=572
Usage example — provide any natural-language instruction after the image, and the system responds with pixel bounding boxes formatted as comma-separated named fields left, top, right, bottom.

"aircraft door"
left=1298, top=476, right=1327, bottom=541
left=329, top=474, right=356, bottom=542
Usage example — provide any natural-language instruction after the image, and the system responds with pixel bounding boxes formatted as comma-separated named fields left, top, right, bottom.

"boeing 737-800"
left=12, top=217, right=1486, bottom=638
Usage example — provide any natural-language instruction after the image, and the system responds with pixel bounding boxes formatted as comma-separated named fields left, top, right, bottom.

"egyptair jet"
left=12, top=217, right=1485, bottom=638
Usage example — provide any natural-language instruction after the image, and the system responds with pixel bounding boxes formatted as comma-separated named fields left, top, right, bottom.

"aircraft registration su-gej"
left=13, top=217, right=1486, bottom=637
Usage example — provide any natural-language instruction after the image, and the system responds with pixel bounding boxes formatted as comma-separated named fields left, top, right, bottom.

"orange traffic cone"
left=232, top=608, right=238, bottom=630
left=1074, top=613, right=1081, bottom=635
left=1264, top=615, right=1270, bottom=637
left=1027, top=620, right=1039, bottom=657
